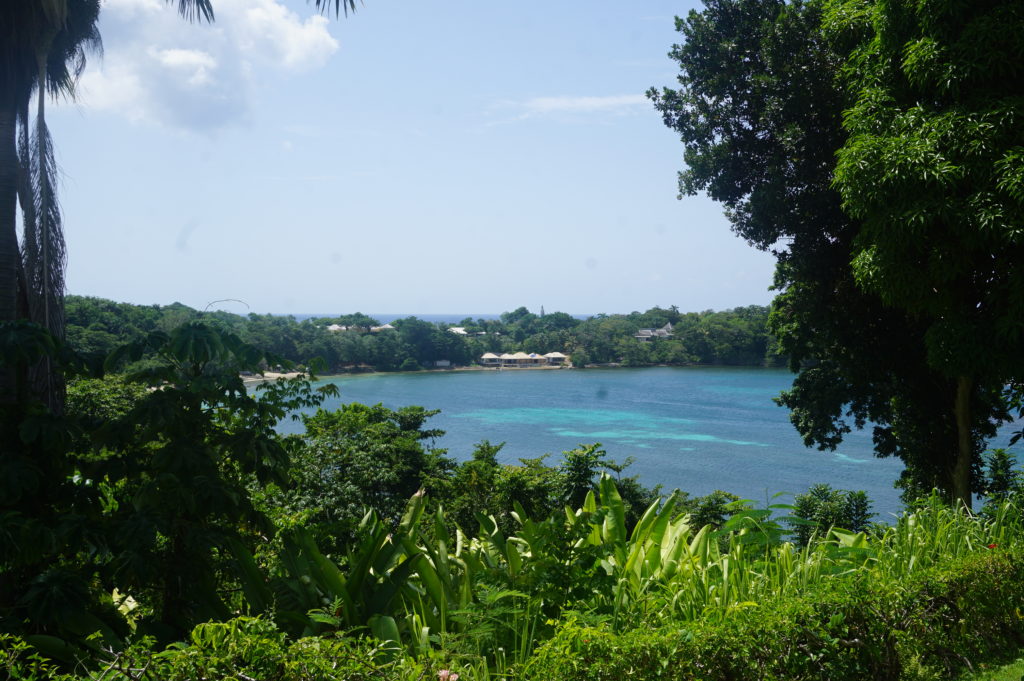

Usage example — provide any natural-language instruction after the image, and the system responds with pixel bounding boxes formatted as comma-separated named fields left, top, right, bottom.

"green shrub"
left=521, top=548, right=1024, bottom=681
left=791, top=484, right=874, bottom=545
left=40, top=618, right=412, bottom=681
left=0, top=635, right=76, bottom=681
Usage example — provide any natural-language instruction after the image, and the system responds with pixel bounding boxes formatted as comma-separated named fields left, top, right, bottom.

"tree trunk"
left=952, top=374, right=973, bottom=510
left=36, top=56, right=50, bottom=339
left=0, top=101, right=19, bottom=403
left=0, top=104, right=18, bottom=323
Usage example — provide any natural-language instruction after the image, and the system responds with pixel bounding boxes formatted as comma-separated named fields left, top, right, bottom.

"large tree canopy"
left=650, top=0, right=1012, bottom=505
left=825, top=0, right=1024, bottom=505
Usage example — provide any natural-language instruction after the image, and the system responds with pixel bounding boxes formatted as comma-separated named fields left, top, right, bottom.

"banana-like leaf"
left=25, top=635, right=78, bottom=664
left=348, top=514, right=391, bottom=597
left=598, top=474, right=627, bottom=552
left=225, top=537, right=273, bottom=615
left=289, top=528, right=356, bottom=623
left=506, top=538, right=523, bottom=578
left=410, top=552, right=447, bottom=629
left=367, top=554, right=419, bottom=617
left=368, top=614, right=401, bottom=649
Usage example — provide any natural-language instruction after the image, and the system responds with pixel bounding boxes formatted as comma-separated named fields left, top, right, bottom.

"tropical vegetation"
left=65, top=295, right=782, bottom=373
left=3, top=0, right=1024, bottom=677
left=649, top=0, right=1024, bottom=508
left=3, top=322, right=1024, bottom=679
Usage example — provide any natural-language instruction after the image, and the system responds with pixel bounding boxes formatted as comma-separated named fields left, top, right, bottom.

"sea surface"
left=276, top=366, right=1021, bottom=519
left=285, top=313, right=590, bottom=323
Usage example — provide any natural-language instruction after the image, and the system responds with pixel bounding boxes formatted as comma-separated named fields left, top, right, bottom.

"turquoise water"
left=278, top=367, right=1019, bottom=519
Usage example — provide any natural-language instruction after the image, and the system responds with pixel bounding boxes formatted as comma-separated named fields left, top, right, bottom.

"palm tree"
left=1, top=0, right=205, bottom=406
left=18, top=0, right=101, bottom=410
left=0, top=2, right=56, bottom=403
left=1, top=0, right=357, bottom=406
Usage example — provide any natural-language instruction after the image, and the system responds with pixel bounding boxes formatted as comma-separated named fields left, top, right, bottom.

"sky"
left=48, top=0, right=777, bottom=316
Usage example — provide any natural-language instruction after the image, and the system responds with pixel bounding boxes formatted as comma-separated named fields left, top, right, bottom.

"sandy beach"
left=241, top=371, right=306, bottom=385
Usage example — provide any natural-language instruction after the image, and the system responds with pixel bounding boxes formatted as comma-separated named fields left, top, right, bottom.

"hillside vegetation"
left=66, top=296, right=782, bottom=373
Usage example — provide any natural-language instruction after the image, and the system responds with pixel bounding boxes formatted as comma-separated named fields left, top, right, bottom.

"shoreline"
left=243, top=362, right=785, bottom=385
left=242, top=363, right=572, bottom=385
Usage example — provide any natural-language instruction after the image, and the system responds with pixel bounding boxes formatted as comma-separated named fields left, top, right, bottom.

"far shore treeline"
left=67, top=296, right=784, bottom=374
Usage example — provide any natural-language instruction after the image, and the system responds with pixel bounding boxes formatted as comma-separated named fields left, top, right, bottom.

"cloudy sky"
left=48, top=0, right=776, bottom=316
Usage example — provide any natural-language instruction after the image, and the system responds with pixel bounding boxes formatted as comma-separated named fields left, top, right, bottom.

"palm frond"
left=314, top=0, right=361, bottom=18
left=45, top=0, right=102, bottom=100
left=18, top=95, right=66, bottom=411
left=25, top=120, right=65, bottom=321
left=169, top=0, right=215, bottom=23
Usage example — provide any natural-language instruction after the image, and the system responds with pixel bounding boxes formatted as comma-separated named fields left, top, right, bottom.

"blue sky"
left=48, top=0, right=776, bottom=316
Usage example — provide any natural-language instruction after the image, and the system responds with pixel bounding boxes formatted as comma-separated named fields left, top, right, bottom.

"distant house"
left=370, top=323, right=396, bottom=332
left=635, top=322, right=674, bottom=342
left=433, top=359, right=452, bottom=368
left=327, top=324, right=349, bottom=332
left=496, top=352, right=543, bottom=367
left=481, top=351, right=566, bottom=368
left=448, top=327, right=469, bottom=335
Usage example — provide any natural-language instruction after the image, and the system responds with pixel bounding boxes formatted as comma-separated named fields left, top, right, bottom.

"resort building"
left=479, top=352, right=568, bottom=367
left=635, top=322, right=674, bottom=342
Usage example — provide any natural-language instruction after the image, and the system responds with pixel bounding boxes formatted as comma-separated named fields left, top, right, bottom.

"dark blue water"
left=277, top=367, right=1021, bottom=519
left=283, top=313, right=592, bottom=323
left=284, top=313, right=504, bottom=323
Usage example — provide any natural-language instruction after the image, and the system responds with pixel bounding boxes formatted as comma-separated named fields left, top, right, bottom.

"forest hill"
left=66, top=297, right=784, bottom=374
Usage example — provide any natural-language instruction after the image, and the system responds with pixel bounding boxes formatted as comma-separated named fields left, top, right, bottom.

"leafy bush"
left=279, top=404, right=454, bottom=552
left=9, top=618, right=412, bottom=681
left=791, top=484, right=874, bottom=545
left=522, top=548, right=1024, bottom=681
left=0, top=634, right=75, bottom=681
left=981, top=449, right=1022, bottom=504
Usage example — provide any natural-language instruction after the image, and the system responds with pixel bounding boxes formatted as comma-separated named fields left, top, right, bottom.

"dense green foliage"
left=525, top=546, right=1024, bottom=680
left=65, top=296, right=781, bottom=373
left=650, top=0, right=1020, bottom=506
left=791, top=483, right=873, bottom=545
left=6, top=320, right=1024, bottom=680
left=6, top=0, right=1024, bottom=677
left=1, top=322, right=334, bottom=647
left=824, top=0, right=1024, bottom=506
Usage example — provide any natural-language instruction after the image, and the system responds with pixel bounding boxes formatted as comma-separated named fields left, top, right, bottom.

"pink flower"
left=438, top=670, right=459, bottom=681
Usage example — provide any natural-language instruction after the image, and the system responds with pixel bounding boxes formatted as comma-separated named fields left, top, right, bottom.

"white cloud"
left=76, top=60, right=146, bottom=121
left=103, top=0, right=163, bottom=17
left=484, top=94, right=650, bottom=126
left=73, top=0, right=339, bottom=131
left=154, top=48, right=217, bottom=86
left=516, top=94, right=648, bottom=119
left=224, top=0, right=337, bottom=70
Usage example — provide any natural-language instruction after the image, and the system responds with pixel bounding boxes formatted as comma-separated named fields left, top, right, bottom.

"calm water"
left=276, top=367, right=1020, bottom=519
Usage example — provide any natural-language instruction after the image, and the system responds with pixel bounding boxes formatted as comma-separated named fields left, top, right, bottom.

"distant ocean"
left=281, top=313, right=593, bottom=323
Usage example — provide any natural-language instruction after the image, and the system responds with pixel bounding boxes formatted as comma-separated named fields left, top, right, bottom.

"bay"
left=276, top=367, right=1018, bottom=520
